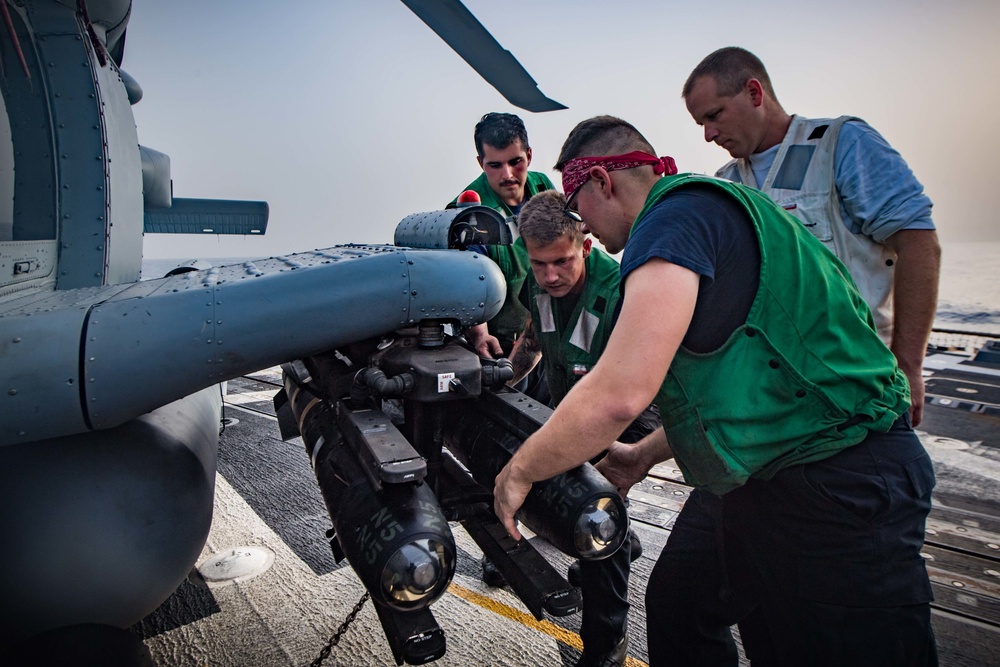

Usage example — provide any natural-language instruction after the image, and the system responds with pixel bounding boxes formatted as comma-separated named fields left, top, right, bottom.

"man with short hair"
left=492, top=115, right=937, bottom=666
left=447, top=112, right=558, bottom=603
left=683, top=46, right=941, bottom=427
left=509, top=190, right=619, bottom=405
left=449, top=112, right=554, bottom=362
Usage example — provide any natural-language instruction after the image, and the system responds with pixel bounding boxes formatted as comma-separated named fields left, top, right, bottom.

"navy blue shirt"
left=620, top=184, right=761, bottom=354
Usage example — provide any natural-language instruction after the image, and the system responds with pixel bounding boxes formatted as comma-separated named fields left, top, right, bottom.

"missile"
left=317, top=443, right=455, bottom=612
left=273, top=323, right=626, bottom=660
left=444, top=388, right=628, bottom=560
left=279, top=366, right=456, bottom=612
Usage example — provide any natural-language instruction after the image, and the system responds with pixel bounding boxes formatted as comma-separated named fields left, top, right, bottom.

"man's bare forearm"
left=886, top=229, right=941, bottom=427
left=887, top=229, right=941, bottom=374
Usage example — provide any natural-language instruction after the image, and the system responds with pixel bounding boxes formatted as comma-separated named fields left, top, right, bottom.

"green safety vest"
left=527, top=247, right=621, bottom=404
left=449, top=171, right=554, bottom=353
left=631, top=175, right=910, bottom=495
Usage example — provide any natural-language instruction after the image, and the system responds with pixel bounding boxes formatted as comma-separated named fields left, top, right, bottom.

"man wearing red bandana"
left=492, top=116, right=936, bottom=666
left=511, top=189, right=661, bottom=667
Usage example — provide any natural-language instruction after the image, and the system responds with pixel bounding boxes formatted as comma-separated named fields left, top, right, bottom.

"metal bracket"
left=335, top=401, right=427, bottom=488
left=461, top=515, right=581, bottom=620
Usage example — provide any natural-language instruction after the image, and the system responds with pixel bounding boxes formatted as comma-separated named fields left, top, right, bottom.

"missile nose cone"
left=381, top=538, right=454, bottom=608
left=574, top=496, right=627, bottom=559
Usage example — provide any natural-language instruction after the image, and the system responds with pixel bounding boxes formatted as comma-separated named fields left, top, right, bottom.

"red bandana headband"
left=562, top=151, right=678, bottom=199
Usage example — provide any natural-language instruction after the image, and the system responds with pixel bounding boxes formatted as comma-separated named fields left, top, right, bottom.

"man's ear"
left=590, top=166, right=611, bottom=198
left=477, top=155, right=484, bottom=169
left=747, top=78, right=765, bottom=107
left=525, top=146, right=532, bottom=167
left=581, top=237, right=593, bottom=258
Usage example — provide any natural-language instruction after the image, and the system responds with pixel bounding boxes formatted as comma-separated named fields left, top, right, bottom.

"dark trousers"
left=645, top=415, right=938, bottom=666
left=580, top=532, right=631, bottom=656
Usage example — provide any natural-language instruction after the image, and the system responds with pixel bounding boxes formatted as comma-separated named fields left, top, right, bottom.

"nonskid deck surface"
left=138, top=353, right=1000, bottom=666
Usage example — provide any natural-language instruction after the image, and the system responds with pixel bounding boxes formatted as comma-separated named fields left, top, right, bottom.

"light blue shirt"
left=722, top=120, right=935, bottom=243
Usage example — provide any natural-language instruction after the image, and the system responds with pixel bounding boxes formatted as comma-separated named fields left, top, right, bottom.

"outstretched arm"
left=493, top=259, right=698, bottom=540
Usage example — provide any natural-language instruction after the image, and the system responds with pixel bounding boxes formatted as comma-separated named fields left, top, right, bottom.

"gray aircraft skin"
left=0, top=0, right=570, bottom=657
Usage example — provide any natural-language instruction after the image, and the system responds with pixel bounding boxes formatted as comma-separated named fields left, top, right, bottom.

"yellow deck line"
left=447, top=582, right=648, bottom=667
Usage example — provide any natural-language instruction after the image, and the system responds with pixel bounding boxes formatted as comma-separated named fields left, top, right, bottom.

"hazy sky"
left=126, top=0, right=1000, bottom=260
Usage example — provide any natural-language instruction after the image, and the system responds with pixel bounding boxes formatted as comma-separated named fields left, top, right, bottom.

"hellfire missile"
left=279, top=367, right=456, bottom=613
left=444, top=388, right=629, bottom=560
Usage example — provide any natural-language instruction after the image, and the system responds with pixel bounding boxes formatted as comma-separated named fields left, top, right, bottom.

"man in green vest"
left=507, top=189, right=656, bottom=667
left=448, top=112, right=554, bottom=365
left=508, top=190, right=620, bottom=403
left=492, top=116, right=937, bottom=666
left=448, top=111, right=559, bottom=597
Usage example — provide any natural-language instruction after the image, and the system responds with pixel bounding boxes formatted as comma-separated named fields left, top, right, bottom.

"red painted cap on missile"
left=456, top=190, right=481, bottom=206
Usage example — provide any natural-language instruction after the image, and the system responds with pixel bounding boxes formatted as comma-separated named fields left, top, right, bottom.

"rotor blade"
left=401, top=0, right=566, bottom=113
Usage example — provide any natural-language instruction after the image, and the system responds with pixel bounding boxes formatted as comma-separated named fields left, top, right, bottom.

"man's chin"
left=725, top=145, right=749, bottom=160
left=718, top=141, right=742, bottom=159
left=499, top=187, right=523, bottom=206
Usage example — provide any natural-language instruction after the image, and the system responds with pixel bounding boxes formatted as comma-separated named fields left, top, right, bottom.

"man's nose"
left=704, top=125, right=719, bottom=143
left=501, top=164, right=514, bottom=179
left=543, top=265, right=559, bottom=283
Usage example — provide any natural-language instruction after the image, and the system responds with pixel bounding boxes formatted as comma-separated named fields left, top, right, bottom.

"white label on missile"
left=438, top=372, right=456, bottom=393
